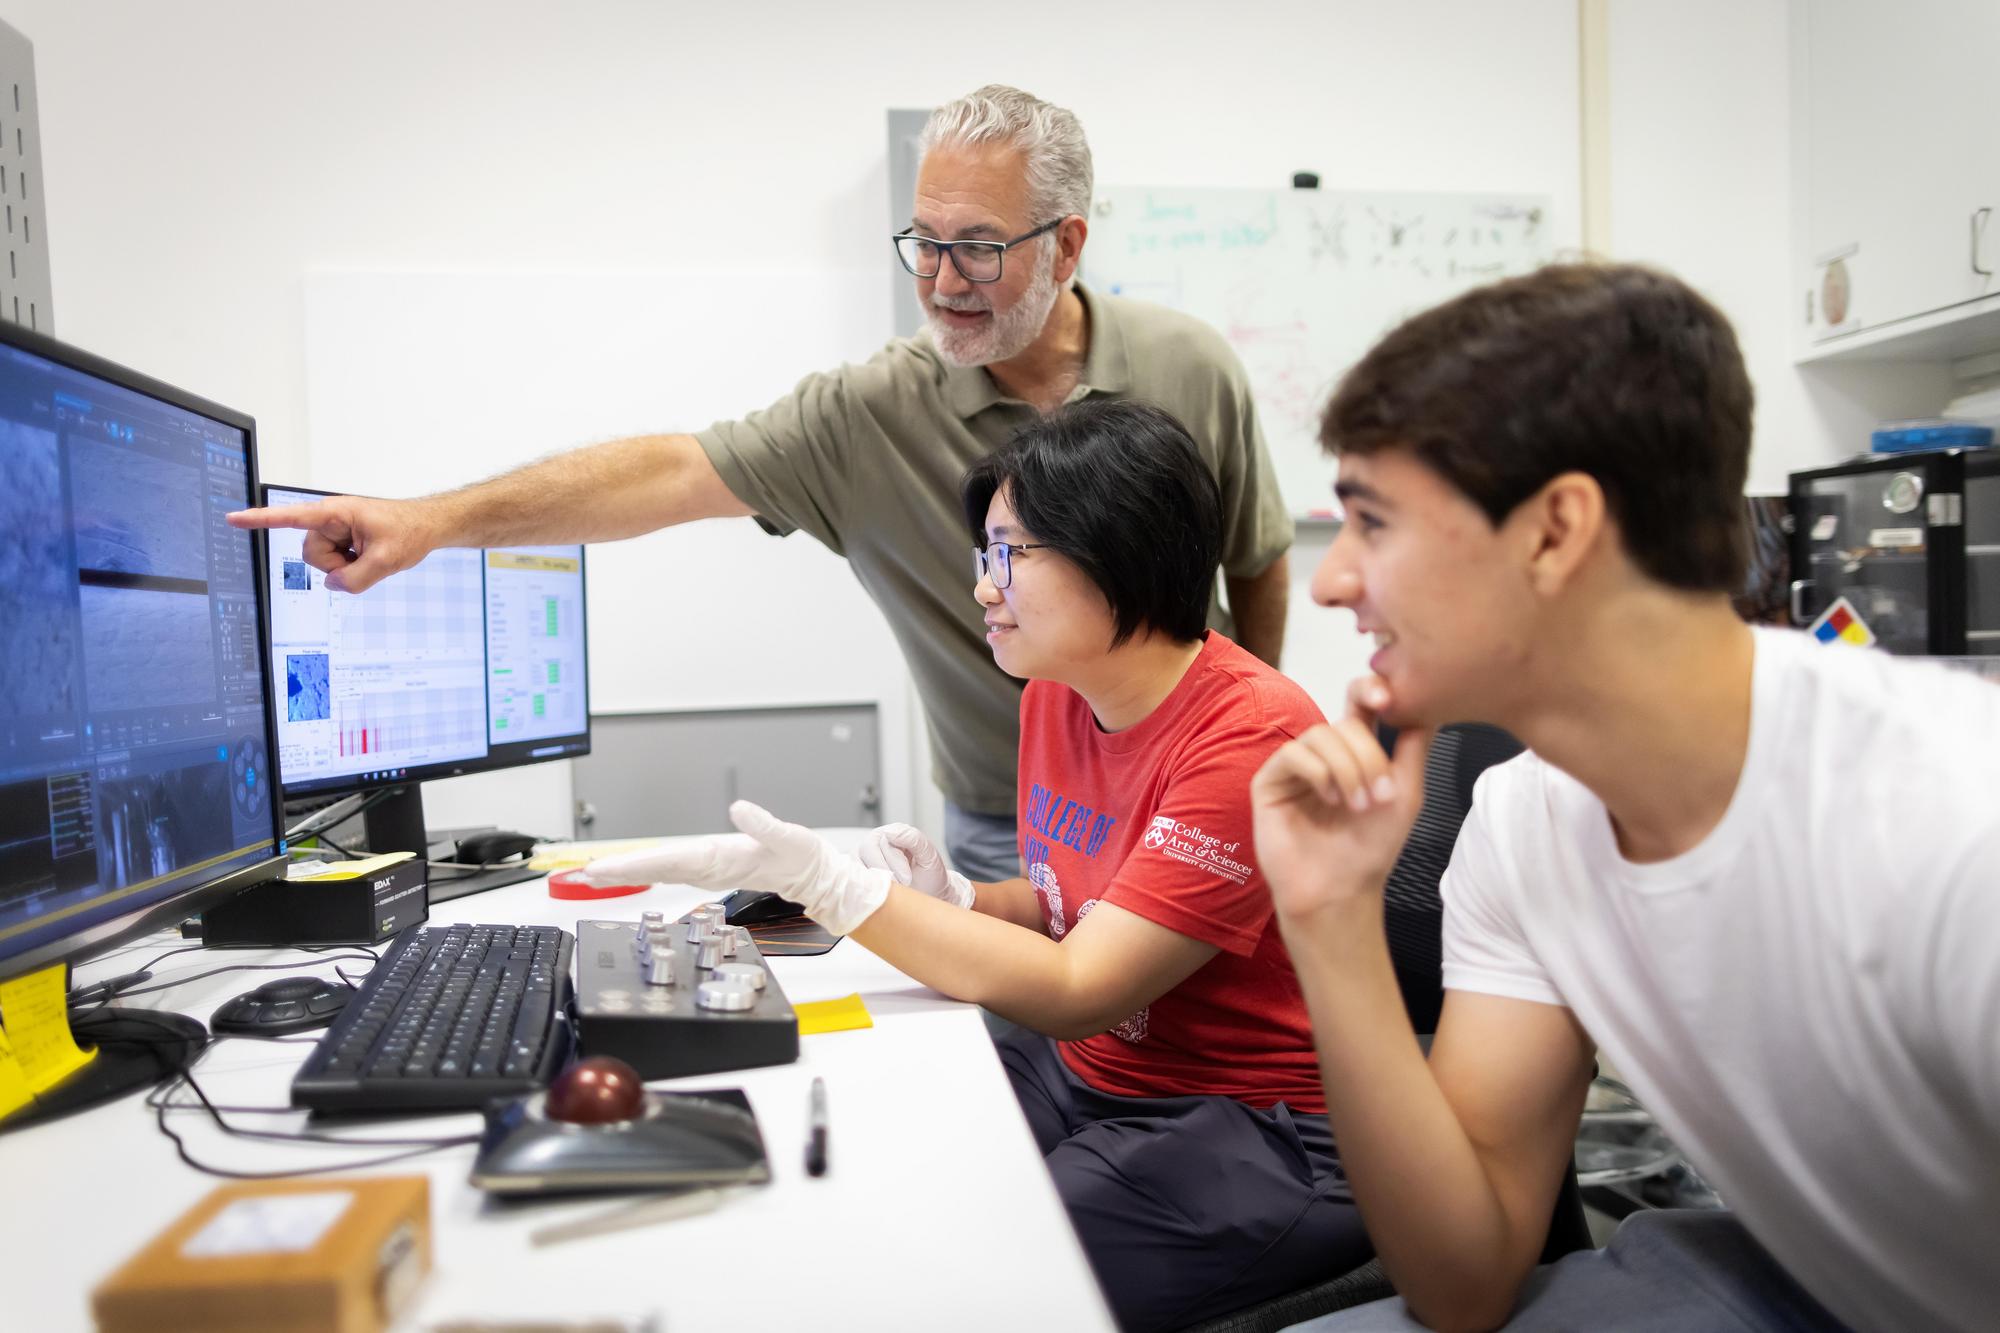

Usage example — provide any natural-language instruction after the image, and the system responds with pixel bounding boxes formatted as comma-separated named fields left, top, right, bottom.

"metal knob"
left=646, top=953, right=677, bottom=987
left=730, top=926, right=754, bottom=956
left=697, top=937, right=722, bottom=969
left=696, top=978, right=757, bottom=1012
left=710, top=962, right=766, bottom=991
left=641, top=910, right=665, bottom=931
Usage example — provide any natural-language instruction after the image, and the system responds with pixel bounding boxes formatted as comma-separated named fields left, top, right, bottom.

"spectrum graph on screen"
left=261, top=487, right=587, bottom=795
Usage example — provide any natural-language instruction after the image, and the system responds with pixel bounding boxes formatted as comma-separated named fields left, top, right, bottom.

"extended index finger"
left=226, top=501, right=340, bottom=533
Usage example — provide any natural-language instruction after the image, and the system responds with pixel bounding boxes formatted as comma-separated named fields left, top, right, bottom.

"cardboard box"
left=91, top=1175, right=430, bottom=1333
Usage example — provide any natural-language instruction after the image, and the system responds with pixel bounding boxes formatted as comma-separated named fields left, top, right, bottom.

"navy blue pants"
left=1296, top=1209, right=1852, bottom=1333
left=999, top=1028, right=1372, bottom=1332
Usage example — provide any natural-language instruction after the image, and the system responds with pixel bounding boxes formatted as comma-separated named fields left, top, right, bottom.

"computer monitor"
left=260, top=485, right=589, bottom=897
left=0, top=325, right=287, bottom=982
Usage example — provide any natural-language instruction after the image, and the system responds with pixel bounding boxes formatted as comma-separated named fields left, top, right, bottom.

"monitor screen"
left=0, top=329, right=285, bottom=978
left=263, top=485, right=589, bottom=798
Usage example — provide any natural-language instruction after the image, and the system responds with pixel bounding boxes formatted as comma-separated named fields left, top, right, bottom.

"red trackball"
left=544, top=1055, right=647, bottom=1124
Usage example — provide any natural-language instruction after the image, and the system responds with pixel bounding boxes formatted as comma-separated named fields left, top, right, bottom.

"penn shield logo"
left=1144, top=816, right=1252, bottom=885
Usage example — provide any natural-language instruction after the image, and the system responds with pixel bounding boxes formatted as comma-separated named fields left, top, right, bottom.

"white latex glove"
left=580, top=800, right=891, bottom=937
left=855, top=823, right=975, bottom=910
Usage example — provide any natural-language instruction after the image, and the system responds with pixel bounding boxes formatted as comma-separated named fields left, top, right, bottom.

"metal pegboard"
left=887, top=108, right=928, bottom=339
left=0, top=19, right=51, bottom=334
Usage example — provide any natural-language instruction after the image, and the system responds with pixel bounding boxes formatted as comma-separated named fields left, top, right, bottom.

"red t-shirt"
left=1016, top=631, right=1328, bottom=1113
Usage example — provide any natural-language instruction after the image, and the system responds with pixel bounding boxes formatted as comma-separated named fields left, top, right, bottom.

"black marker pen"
left=805, top=1076, right=829, bottom=1177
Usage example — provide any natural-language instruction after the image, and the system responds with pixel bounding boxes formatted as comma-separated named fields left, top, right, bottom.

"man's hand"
left=855, top=823, right=975, bottom=909
left=1252, top=674, right=1433, bottom=920
left=227, top=494, right=440, bottom=594
left=582, top=801, right=892, bottom=936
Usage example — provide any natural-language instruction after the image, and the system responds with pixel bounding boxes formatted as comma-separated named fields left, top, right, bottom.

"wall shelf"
left=1796, top=291, right=2000, bottom=367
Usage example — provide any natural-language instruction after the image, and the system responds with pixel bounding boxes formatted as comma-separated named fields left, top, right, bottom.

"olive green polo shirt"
left=696, top=284, right=1293, bottom=815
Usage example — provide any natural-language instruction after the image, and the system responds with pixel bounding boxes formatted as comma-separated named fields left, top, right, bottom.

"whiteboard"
left=1085, top=187, right=1552, bottom=517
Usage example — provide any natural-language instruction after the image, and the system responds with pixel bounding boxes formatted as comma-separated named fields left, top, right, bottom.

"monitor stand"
left=363, top=784, right=541, bottom=904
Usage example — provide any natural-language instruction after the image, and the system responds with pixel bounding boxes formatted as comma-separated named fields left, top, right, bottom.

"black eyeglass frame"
left=973, top=540, right=1049, bottom=590
left=892, top=218, right=1066, bottom=284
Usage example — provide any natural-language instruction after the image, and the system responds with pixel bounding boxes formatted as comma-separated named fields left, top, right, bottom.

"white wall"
left=15, top=0, right=1583, bottom=835
left=1604, top=0, right=1951, bottom=492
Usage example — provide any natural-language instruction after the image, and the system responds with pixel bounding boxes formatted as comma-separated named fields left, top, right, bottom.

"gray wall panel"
left=573, top=703, right=881, bottom=838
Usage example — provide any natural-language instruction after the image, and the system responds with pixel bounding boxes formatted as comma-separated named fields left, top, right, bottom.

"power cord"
left=142, top=1030, right=481, bottom=1180
left=281, top=789, right=393, bottom=844
left=313, top=832, right=365, bottom=860
left=70, top=944, right=381, bottom=1009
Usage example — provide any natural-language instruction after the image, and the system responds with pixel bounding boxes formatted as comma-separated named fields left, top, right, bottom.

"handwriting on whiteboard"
left=1087, top=187, right=1552, bottom=517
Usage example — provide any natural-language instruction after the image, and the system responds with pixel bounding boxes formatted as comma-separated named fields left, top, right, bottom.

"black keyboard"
left=291, top=923, right=575, bottom=1113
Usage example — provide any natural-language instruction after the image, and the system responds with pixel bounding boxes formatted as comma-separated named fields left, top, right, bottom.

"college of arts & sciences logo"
left=1142, top=815, right=1252, bottom=884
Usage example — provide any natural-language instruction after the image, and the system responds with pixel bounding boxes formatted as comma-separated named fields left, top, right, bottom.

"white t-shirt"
left=1442, top=627, right=2000, bottom=1333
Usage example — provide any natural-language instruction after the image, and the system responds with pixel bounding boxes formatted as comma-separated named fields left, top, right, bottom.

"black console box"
left=574, top=916, right=799, bottom=1079
left=201, top=857, right=429, bottom=947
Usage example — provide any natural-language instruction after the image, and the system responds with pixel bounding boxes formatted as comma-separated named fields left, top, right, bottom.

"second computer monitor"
left=262, top=484, right=589, bottom=801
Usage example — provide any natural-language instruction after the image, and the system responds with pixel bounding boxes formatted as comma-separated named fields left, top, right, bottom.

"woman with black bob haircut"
left=586, top=399, right=1366, bottom=1331
left=959, top=394, right=1224, bottom=652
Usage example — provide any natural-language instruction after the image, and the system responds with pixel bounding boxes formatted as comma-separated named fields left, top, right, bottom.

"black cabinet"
left=1788, top=449, right=2000, bottom=656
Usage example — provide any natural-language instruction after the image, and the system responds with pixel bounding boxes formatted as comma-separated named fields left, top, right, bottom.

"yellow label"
left=0, top=1026, right=35, bottom=1121
left=794, top=993, right=873, bottom=1036
left=291, top=850, right=416, bottom=881
left=487, top=550, right=580, bottom=574
left=0, top=962, right=97, bottom=1094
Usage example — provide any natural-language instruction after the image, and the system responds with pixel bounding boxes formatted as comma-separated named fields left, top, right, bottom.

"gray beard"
left=926, top=247, right=1062, bottom=369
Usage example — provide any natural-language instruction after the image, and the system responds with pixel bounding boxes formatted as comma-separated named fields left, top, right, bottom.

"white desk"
left=2, top=853, right=1116, bottom=1332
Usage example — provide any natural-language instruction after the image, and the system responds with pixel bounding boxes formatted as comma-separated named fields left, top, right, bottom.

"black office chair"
left=1178, top=723, right=1592, bottom=1333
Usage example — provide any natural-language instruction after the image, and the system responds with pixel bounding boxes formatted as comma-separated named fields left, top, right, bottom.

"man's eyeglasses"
left=973, top=540, right=1047, bottom=590
left=893, top=219, right=1064, bottom=284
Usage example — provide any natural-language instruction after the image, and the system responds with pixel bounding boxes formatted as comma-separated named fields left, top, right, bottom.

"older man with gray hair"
left=232, top=85, right=1294, bottom=878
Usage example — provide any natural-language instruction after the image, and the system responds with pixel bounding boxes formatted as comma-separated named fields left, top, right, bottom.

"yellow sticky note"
left=292, top=850, right=415, bottom=880
left=527, top=838, right=664, bottom=873
left=793, top=993, right=873, bottom=1036
left=0, top=962, right=97, bottom=1094
left=0, top=1025, right=35, bottom=1122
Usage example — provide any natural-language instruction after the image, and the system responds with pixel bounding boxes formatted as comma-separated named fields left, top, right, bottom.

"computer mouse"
left=454, top=829, right=539, bottom=865
left=211, top=974, right=350, bottom=1036
left=721, top=888, right=808, bottom=926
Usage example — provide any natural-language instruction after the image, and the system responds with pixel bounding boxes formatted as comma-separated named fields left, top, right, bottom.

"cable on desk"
left=148, top=1034, right=481, bottom=1179
left=126, top=942, right=211, bottom=975
left=82, top=948, right=380, bottom=1000
left=78, top=946, right=381, bottom=1008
